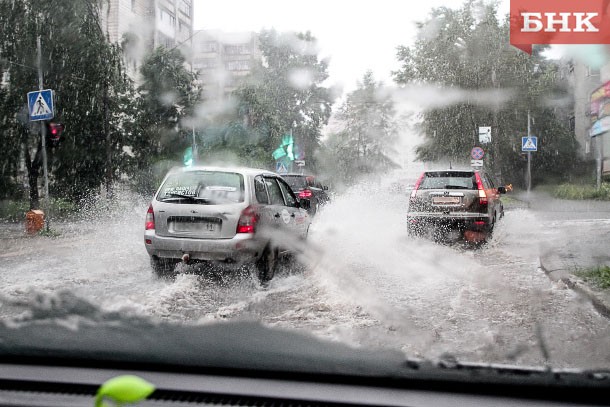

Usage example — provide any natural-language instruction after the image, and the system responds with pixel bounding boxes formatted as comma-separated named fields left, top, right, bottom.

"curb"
left=539, top=257, right=610, bottom=319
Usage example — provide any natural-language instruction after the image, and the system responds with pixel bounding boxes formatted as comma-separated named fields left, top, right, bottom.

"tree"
left=393, top=0, right=578, bottom=186
left=128, top=47, right=199, bottom=194
left=322, top=71, right=400, bottom=185
left=0, top=0, right=134, bottom=207
left=231, top=29, right=335, bottom=170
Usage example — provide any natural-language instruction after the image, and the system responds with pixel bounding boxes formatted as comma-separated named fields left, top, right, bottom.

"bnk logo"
left=510, top=0, right=610, bottom=53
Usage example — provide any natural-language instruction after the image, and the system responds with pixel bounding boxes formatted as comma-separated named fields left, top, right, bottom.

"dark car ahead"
left=407, top=169, right=506, bottom=242
left=282, top=173, right=330, bottom=216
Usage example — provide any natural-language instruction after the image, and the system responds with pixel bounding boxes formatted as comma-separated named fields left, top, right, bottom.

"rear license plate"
left=432, top=196, right=460, bottom=204
left=174, top=222, right=217, bottom=233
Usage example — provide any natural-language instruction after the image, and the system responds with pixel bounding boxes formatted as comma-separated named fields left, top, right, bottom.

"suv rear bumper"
left=407, top=212, right=491, bottom=233
left=144, top=230, right=266, bottom=265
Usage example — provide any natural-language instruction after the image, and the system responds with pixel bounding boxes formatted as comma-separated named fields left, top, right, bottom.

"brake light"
left=410, top=172, right=425, bottom=199
left=145, top=205, right=155, bottom=230
left=474, top=172, right=488, bottom=206
left=237, top=206, right=257, bottom=234
left=299, top=189, right=313, bottom=199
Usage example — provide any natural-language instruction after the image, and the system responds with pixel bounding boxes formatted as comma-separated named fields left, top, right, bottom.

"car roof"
left=168, top=166, right=277, bottom=178
left=283, top=173, right=315, bottom=177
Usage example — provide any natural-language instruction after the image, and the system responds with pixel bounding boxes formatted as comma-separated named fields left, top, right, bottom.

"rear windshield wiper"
left=161, top=193, right=211, bottom=203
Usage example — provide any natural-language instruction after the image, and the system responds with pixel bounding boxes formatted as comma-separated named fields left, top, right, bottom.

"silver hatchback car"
left=144, top=166, right=311, bottom=282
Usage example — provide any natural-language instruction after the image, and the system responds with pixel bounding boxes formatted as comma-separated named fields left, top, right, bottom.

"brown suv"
left=407, top=170, right=506, bottom=242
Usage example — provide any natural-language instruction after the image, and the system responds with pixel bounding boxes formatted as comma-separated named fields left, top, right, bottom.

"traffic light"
left=47, top=122, right=65, bottom=146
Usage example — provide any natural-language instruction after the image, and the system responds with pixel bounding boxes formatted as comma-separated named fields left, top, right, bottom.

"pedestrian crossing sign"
left=522, top=136, right=537, bottom=151
left=276, top=161, right=288, bottom=174
left=27, top=89, right=54, bottom=121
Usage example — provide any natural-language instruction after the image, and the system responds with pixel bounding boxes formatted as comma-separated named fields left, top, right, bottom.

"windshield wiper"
left=161, top=193, right=211, bottom=203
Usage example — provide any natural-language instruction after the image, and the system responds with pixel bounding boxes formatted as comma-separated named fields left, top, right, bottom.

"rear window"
left=283, top=176, right=308, bottom=190
left=419, top=171, right=476, bottom=190
left=157, top=171, right=245, bottom=204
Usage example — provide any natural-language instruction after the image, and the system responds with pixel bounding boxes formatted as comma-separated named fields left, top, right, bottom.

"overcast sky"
left=193, top=0, right=509, bottom=94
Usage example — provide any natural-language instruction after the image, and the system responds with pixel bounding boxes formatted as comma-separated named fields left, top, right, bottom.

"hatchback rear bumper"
left=144, top=230, right=266, bottom=265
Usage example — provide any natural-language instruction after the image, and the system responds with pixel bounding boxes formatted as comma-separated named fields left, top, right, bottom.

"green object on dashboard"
left=95, top=375, right=155, bottom=407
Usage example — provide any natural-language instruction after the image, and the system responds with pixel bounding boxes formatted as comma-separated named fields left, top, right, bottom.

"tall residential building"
left=100, top=0, right=194, bottom=78
left=568, top=61, right=600, bottom=159
left=192, top=30, right=261, bottom=101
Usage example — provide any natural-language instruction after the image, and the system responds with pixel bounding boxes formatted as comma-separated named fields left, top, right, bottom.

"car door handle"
left=274, top=213, right=281, bottom=218
left=291, top=213, right=295, bottom=218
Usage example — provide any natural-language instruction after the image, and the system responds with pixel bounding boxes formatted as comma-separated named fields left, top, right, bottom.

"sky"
left=193, top=0, right=508, bottom=94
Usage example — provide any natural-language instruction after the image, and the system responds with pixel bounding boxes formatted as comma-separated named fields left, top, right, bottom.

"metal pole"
left=37, top=34, right=50, bottom=232
left=527, top=110, right=531, bottom=198
left=595, top=135, right=603, bottom=190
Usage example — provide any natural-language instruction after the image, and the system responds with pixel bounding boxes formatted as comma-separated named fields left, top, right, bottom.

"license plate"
left=174, top=222, right=217, bottom=232
left=432, top=196, right=460, bottom=204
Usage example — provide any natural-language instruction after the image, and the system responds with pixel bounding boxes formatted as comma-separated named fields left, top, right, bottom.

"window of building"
left=200, top=41, right=218, bottom=53
left=179, top=0, right=191, bottom=17
left=226, top=60, right=250, bottom=71
left=224, top=44, right=251, bottom=55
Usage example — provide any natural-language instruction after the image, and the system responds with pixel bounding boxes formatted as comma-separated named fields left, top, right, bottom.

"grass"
left=576, top=266, right=610, bottom=289
left=38, top=228, right=62, bottom=238
left=0, top=198, right=77, bottom=222
left=553, top=183, right=610, bottom=201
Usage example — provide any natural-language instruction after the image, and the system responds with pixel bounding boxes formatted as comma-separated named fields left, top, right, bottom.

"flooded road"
left=1, top=186, right=610, bottom=369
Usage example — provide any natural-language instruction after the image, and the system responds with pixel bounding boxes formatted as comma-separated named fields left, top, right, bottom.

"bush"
left=0, top=198, right=78, bottom=221
left=0, top=200, right=29, bottom=222
left=553, top=183, right=610, bottom=200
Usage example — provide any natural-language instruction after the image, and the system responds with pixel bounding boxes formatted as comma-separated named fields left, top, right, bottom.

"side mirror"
left=497, top=186, right=507, bottom=194
left=299, top=198, right=311, bottom=210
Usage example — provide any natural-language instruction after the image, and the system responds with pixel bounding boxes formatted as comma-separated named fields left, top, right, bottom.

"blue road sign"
left=522, top=136, right=537, bottom=152
left=27, top=89, right=54, bottom=121
left=276, top=161, right=288, bottom=174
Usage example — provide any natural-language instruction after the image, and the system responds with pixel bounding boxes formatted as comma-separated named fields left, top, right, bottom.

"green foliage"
left=553, top=183, right=610, bottom=200
left=0, top=0, right=135, bottom=205
left=393, top=0, right=580, bottom=186
left=577, top=266, right=610, bottom=289
left=321, top=71, right=400, bottom=186
left=231, top=30, right=335, bottom=170
left=0, top=197, right=77, bottom=221
left=128, top=47, right=199, bottom=194
left=0, top=200, right=29, bottom=222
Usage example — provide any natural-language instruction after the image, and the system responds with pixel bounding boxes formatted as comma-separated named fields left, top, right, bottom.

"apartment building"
left=568, top=61, right=600, bottom=159
left=192, top=30, right=261, bottom=101
left=100, top=0, right=194, bottom=77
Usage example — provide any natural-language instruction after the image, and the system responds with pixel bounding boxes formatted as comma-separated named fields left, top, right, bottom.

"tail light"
left=237, top=205, right=257, bottom=234
left=474, top=172, right=488, bottom=206
left=145, top=204, right=155, bottom=230
left=410, top=172, right=425, bottom=200
left=299, top=189, right=313, bottom=199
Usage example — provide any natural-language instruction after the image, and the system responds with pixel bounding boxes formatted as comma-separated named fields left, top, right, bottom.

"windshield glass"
left=157, top=171, right=244, bottom=204
left=283, top=176, right=308, bottom=190
left=2, top=0, right=610, bottom=387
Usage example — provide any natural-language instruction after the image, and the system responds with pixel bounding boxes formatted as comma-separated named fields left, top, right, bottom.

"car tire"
left=256, top=245, right=277, bottom=284
left=151, top=256, right=178, bottom=279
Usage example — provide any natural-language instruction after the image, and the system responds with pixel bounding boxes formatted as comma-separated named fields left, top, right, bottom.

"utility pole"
left=37, top=33, right=51, bottom=232
left=527, top=109, right=532, bottom=198
left=596, top=136, right=603, bottom=190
